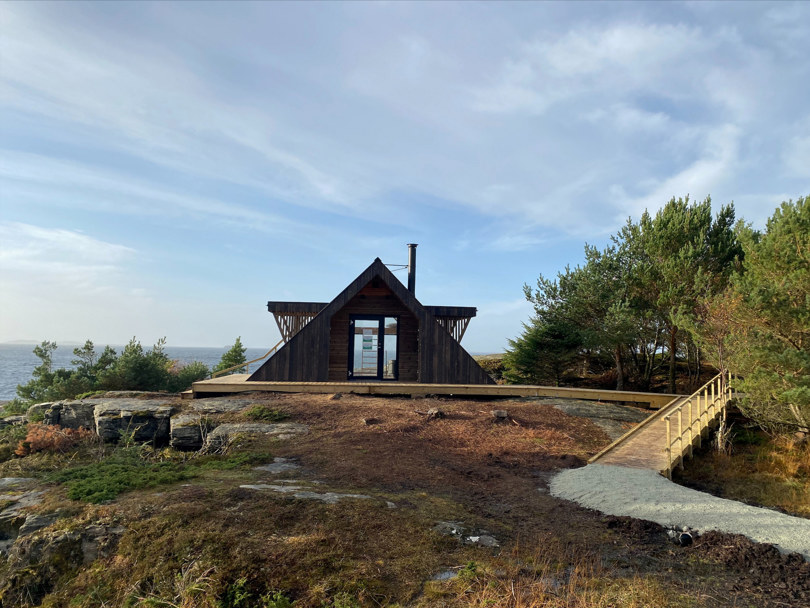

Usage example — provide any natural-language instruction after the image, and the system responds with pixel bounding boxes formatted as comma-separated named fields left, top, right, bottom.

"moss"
left=244, top=406, right=288, bottom=423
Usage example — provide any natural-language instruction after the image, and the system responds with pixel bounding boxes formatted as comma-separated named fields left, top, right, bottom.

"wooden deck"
left=190, top=375, right=680, bottom=408
left=590, top=396, right=688, bottom=472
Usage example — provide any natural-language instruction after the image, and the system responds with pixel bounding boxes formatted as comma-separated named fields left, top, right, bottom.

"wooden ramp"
left=590, top=373, right=732, bottom=476
left=189, top=375, right=679, bottom=408
left=590, top=396, right=687, bottom=473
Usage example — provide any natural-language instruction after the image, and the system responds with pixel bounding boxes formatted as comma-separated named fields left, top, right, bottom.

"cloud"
left=783, top=123, right=810, bottom=179
left=618, top=124, right=741, bottom=220
left=472, top=22, right=709, bottom=116
left=1, top=3, right=808, bottom=351
left=0, top=222, right=135, bottom=282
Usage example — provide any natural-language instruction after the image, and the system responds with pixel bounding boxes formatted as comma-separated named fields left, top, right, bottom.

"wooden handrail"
left=211, top=338, right=284, bottom=378
left=663, top=371, right=735, bottom=478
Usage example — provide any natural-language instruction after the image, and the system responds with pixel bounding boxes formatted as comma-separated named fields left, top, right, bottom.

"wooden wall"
left=248, top=259, right=493, bottom=385
left=328, top=280, right=418, bottom=381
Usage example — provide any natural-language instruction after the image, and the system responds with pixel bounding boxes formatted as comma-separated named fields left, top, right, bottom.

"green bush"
left=48, top=451, right=188, bottom=503
left=47, top=449, right=272, bottom=503
left=263, top=592, right=294, bottom=608
left=244, top=405, right=288, bottom=422
left=1, top=398, right=30, bottom=416
left=166, top=361, right=210, bottom=392
left=15, top=338, right=211, bottom=405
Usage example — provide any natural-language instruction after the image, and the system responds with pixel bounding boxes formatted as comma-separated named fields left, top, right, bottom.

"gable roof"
left=247, top=257, right=493, bottom=384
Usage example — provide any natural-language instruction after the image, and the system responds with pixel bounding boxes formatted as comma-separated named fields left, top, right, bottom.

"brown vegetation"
left=674, top=426, right=810, bottom=518
left=2, top=393, right=807, bottom=607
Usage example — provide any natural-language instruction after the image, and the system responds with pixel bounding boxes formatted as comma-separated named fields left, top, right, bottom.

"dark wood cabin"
left=247, top=257, right=493, bottom=384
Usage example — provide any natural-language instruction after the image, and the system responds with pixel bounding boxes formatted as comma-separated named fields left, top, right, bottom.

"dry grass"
left=675, top=428, right=810, bottom=518
left=420, top=537, right=695, bottom=608
left=10, top=393, right=806, bottom=608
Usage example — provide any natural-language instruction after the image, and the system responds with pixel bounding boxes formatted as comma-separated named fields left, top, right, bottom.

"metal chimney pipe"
left=407, top=243, right=418, bottom=294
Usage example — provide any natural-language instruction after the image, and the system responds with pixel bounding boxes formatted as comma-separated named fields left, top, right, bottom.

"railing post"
left=665, top=416, right=672, bottom=479
left=677, top=409, right=684, bottom=469
left=696, top=391, right=703, bottom=448
left=688, top=400, right=693, bottom=457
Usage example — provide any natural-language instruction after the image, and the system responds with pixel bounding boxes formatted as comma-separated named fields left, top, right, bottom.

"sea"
left=0, top=343, right=271, bottom=402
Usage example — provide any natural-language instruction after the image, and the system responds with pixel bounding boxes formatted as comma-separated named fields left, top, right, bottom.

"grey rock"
left=238, top=484, right=370, bottom=504
left=204, top=422, right=308, bottom=450
left=170, top=413, right=216, bottom=450
left=18, top=513, right=59, bottom=537
left=254, top=457, right=301, bottom=475
left=26, top=402, right=54, bottom=421
left=190, top=398, right=256, bottom=414
left=80, top=524, right=126, bottom=564
left=433, top=520, right=499, bottom=547
left=0, top=523, right=124, bottom=605
left=433, top=521, right=466, bottom=538
left=39, top=400, right=96, bottom=429
left=94, top=399, right=174, bottom=445
left=58, top=400, right=96, bottom=429
left=0, top=490, right=47, bottom=542
left=0, top=415, right=27, bottom=426
left=0, top=510, right=27, bottom=541
left=467, top=534, right=499, bottom=547
left=0, top=478, right=36, bottom=490
left=491, top=409, right=509, bottom=421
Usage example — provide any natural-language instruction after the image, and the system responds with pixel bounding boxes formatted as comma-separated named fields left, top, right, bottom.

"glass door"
left=349, top=316, right=398, bottom=380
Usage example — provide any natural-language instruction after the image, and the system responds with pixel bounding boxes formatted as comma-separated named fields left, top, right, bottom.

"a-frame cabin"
left=247, top=249, right=493, bottom=385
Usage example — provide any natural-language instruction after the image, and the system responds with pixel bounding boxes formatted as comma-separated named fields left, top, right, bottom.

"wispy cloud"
left=1, top=2, right=808, bottom=350
left=0, top=222, right=135, bottom=292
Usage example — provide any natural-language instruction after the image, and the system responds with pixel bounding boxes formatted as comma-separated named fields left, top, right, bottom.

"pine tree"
left=214, top=337, right=248, bottom=375
left=725, top=197, right=810, bottom=434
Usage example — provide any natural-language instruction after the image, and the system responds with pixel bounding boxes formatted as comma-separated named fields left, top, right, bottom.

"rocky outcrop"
left=170, top=413, right=215, bottom=450
left=190, top=398, right=255, bottom=414
left=23, top=397, right=295, bottom=450
left=204, top=422, right=308, bottom=451
left=0, top=522, right=124, bottom=606
left=37, top=400, right=96, bottom=430
left=94, top=399, right=174, bottom=445
left=0, top=415, right=26, bottom=428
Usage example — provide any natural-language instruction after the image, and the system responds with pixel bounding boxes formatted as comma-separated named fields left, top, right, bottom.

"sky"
left=1, top=1, right=808, bottom=352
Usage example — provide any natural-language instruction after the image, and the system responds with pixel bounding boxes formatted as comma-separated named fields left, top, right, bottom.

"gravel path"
left=550, top=464, right=810, bottom=560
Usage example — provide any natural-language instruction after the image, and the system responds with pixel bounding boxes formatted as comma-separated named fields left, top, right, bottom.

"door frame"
left=348, top=315, right=399, bottom=380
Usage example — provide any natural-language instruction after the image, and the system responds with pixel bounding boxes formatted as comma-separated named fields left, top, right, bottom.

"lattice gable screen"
left=273, top=312, right=319, bottom=343
left=434, top=316, right=472, bottom=343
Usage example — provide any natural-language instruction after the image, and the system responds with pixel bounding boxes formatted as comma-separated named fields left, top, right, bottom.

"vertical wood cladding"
left=248, top=259, right=493, bottom=385
left=328, top=282, right=418, bottom=381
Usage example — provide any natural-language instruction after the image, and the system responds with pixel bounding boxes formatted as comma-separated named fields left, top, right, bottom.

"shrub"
left=263, top=592, right=294, bottom=608
left=244, top=406, right=288, bottom=422
left=166, top=360, right=210, bottom=392
left=15, top=424, right=95, bottom=457
left=48, top=451, right=188, bottom=503
left=1, top=399, right=30, bottom=416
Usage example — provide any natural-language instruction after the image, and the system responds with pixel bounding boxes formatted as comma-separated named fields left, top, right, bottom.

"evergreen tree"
left=97, top=337, right=171, bottom=391
left=725, top=197, right=810, bottom=434
left=503, top=318, right=583, bottom=386
left=214, top=337, right=248, bottom=375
